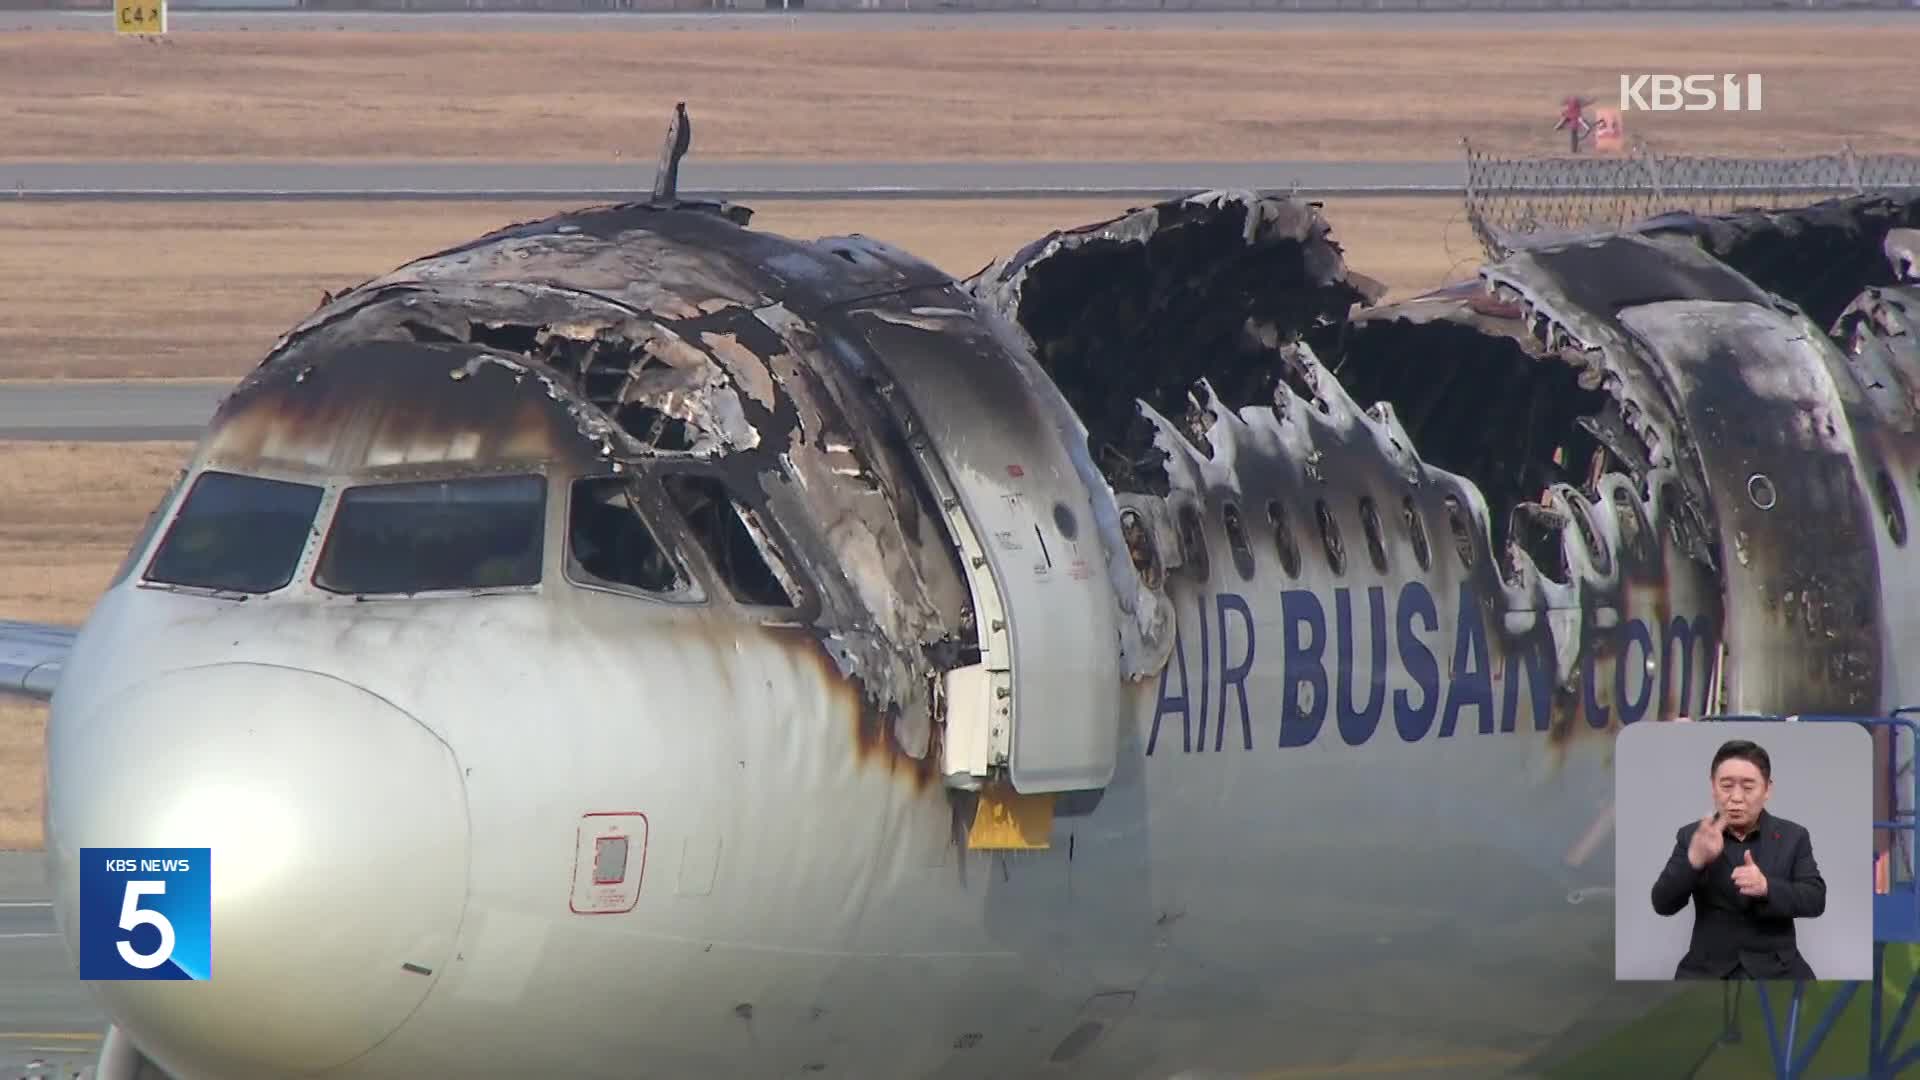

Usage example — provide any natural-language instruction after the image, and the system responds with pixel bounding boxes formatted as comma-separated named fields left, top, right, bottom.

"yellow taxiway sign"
left=114, top=0, right=166, bottom=34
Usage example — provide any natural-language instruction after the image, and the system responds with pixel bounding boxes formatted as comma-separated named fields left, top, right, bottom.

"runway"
left=0, top=381, right=228, bottom=442
left=9, top=155, right=1905, bottom=202
left=0, top=853, right=102, bottom=1080
left=3, top=7, right=1910, bottom=32
left=0, top=159, right=1471, bottom=200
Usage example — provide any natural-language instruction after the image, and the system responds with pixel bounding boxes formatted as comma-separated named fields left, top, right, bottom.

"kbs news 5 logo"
left=79, top=848, right=210, bottom=980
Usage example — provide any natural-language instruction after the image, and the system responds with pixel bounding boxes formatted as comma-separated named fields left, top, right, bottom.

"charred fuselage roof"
left=223, top=197, right=1067, bottom=775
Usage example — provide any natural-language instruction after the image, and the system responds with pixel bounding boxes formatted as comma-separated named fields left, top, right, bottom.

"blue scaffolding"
left=1703, top=711, right=1920, bottom=1079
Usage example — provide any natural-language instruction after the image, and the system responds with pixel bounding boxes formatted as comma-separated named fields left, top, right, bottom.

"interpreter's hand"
left=1687, top=813, right=1725, bottom=870
left=1733, top=850, right=1770, bottom=898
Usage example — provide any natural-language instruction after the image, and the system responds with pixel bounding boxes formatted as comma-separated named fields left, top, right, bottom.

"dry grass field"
left=0, top=27, right=1914, bottom=162
left=0, top=442, right=190, bottom=627
left=0, top=195, right=1469, bottom=379
left=1, top=699, right=49, bottom=850
left=0, top=441, right=193, bottom=849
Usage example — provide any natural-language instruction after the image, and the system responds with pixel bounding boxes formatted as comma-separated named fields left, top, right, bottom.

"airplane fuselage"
left=49, top=461, right=1710, bottom=1079
left=40, top=185, right=1920, bottom=1080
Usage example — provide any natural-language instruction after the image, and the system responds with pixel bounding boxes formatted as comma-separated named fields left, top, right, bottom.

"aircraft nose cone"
left=47, top=664, right=469, bottom=1078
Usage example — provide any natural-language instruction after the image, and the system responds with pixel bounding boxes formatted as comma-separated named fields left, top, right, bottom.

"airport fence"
left=1463, top=141, right=1920, bottom=259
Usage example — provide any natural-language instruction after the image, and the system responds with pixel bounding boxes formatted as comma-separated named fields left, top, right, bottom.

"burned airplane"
left=5, top=110, right=1920, bottom=1079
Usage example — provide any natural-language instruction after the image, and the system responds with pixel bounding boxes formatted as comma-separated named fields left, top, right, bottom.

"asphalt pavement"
left=0, top=382, right=229, bottom=442
left=0, top=853, right=102, bottom=1080
left=0, top=159, right=1469, bottom=200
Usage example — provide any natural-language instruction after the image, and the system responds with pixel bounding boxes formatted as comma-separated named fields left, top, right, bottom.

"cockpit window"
left=662, top=473, right=800, bottom=608
left=114, top=469, right=187, bottom=589
left=315, top=474, right=546, bottom=595
left=568, top=477, right=690, bottom=596
left=143, top=470, right=324, bottom=594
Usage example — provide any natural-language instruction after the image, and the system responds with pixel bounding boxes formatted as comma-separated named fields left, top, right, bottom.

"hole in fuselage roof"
left=615, top=404, right=697, bottom=453
left=1324, top=318, right=1627, bottom=575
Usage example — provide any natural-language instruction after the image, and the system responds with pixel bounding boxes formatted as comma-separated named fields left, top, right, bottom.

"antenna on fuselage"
left=652, top=102, right=692, bottom=205
left=644, top=102, right=752, bottom=227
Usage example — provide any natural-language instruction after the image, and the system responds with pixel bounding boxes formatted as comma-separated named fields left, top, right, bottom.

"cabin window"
left=662, top=473, right=800, bottom=608
left=1316, top=499, right=1345, bottom=575
left=1176, top=503, right=1211, bottom=581
left=1222, top=502, right=1255, bottom=581
left=1402, top=495, right=1432, bottom=572
left=1443, top=494, right=1476, bottom=568
left=115, top=470, right=186, bottom=588
left=1266, top=499, right=1301, bottom=578
left=567, top=477, right=691, bottom=596
left=315, top=474, right=546, bottom=595
left=1358, top=496, right=1388, bottom=574
left=144, top=470, right=324, bottom=595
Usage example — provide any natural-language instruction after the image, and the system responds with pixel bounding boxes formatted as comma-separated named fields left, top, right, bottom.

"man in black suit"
left=1650, top=738, right=1827, bottom=979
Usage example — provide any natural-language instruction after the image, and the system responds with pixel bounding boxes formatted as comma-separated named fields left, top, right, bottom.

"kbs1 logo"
left=1619, top=74, right=1763, bottom=112
left=79, top=848, right=210, bottom=980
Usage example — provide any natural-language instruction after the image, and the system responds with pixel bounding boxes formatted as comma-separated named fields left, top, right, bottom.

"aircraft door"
left=838, top=299, right=1125, bottom=794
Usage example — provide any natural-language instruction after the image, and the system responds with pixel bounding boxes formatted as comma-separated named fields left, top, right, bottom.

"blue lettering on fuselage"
left=1144, top=583, right=1717, bottom=755
left=1275, top=590, right=1326, bottom=749
left=1335, top=586, right=1387, bottom=746
left=1393, top=581, right=1440, bottom=742
left=1216, top=593, right=1256, bottom=752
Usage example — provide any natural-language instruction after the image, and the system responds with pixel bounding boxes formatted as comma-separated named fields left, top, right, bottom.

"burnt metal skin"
left=1306, top=195, right=1920, bottom=722
left=959, top=188, right=1920, bottom=1070
left=38, top=186, right=1920, bottom=1079
left=244, top=199, right=1075, bottom=771
left=970, top=192, right=1738, bottom=741
left=253, top=197, right=1157, bottom=784
left=47, top=197, right=1169, bottom=1080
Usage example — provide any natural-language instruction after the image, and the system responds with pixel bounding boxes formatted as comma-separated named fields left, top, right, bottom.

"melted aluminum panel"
left=971, top=186, right=1920, bottom=743
left=1620, top=299, right=1882, bottom=713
